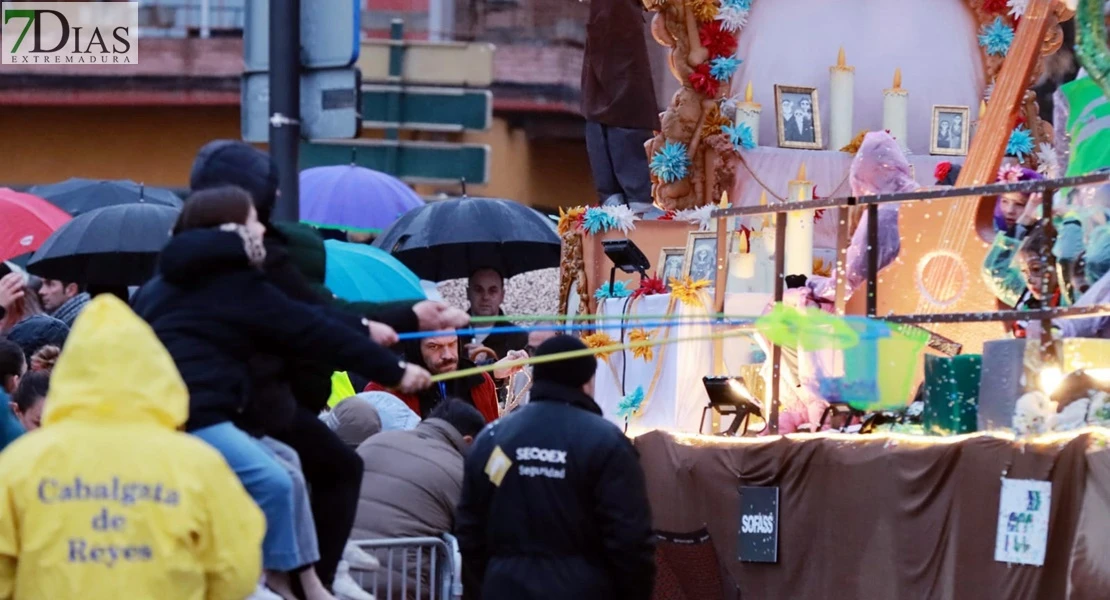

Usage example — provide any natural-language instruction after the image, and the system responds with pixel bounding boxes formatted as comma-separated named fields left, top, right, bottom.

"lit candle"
left=882, top=68, right=909, bottom=153
left=828, top=47, right=855, bottom=151
left=734, top=81, right=762, bottom=146
left=785, top=163, right=814, bottom=278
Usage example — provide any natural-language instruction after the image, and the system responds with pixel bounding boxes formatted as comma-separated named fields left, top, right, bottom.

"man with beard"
left=365, top=333, right=527, bottom=423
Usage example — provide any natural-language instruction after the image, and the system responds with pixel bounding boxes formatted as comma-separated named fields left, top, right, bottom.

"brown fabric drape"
left=635, top=430, right=1110, bottom=599
left=581, top=0, right=660, bottom=130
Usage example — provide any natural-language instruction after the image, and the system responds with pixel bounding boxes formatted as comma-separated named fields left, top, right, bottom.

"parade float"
left=556, top=0, right=1110, bottom=596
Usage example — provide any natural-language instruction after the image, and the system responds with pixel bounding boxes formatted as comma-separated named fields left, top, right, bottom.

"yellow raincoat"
left=0, top=296, right=265, bottom=600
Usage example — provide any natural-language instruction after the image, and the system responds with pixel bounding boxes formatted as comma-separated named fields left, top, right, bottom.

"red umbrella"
left=0, top=188, right=71, bottom=262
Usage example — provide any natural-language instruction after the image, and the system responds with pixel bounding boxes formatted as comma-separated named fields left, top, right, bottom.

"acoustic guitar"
left=846, top=0, right=1065, bottom=354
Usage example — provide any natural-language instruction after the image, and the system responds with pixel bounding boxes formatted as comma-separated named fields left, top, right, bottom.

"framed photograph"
left=656, top=246, right=686, bottom=290
left=774, top=85, right=823, bottom=150
left=683, top=231, right=720, bottom=289
left=930, top=105, right=970, bottom=156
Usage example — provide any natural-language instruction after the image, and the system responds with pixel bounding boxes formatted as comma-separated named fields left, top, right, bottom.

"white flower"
left=1035, top=142, right=1060, bottom=178
left=715, top=7, right=749, bottom=33
left=599, top=204, right=638, bottom=233
left=1006, top=0, right=1028, bottom=18
left=674, top=205, right=716, bottom=231
left=1013, top=391, right=1057, bottom=436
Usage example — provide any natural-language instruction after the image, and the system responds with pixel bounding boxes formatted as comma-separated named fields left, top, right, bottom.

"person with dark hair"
left=38, top=278, right=89, bottom=328
left=189, top=141, right=468, bottom=592
left=351, top=399, right=485, bottom=597
left=10, top=369, right=48, bottom=431
left=0, top=339, right=27, bottom=451
left=365, top=332, right=523, bottom=423
left=131, top=186, right=430, bottom=599
left=456, top=335, right=655, bottom=600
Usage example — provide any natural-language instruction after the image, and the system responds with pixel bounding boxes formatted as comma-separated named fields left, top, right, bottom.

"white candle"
left=882, top=68, right=909, bottom=153
left=828, top=47, right=855, bottom=151
left=735, top=81, right=762, bottom=146
left=785, top=163, right=814, bottom=278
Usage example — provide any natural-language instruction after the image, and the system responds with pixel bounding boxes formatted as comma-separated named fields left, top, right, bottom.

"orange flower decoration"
left=628, top=328, right=655, bottom=361
left=557, top=206, right=586, bottom=236
left=581, top=332, right=618, bottom=359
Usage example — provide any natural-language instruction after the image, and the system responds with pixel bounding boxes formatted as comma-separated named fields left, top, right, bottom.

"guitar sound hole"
left=915, top=250, right=970, bottom=308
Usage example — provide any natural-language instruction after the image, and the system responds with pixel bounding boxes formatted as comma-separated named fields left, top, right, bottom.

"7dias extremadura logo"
left=2, top=2, right=138, bottom=65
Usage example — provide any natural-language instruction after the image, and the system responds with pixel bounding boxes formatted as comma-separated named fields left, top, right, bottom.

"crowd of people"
left=0, top=140, right=657, bottom=600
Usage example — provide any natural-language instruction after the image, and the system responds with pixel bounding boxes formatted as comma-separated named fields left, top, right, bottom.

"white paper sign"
left=994, top=478, right=1052, bottom=566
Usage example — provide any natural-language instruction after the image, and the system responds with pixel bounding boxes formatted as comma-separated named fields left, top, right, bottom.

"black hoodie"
left=131, top=229, right=406, bottom=431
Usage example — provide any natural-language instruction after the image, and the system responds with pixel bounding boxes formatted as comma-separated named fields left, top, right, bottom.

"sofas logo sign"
left=2, top=2, right=138, bottom=65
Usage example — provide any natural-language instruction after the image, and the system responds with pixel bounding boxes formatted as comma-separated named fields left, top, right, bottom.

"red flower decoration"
left=633, top=275, right=667, bottom=298
left=699, top=21, right=737, bottom=59
left=934, top=161, right=952, bottom=182
left=689, top=63, right=720, bottom=97
left=982, top=0, right=1007, bottom=13
left=657, top=210, right=677, bottom=221
left=814, top=209, right=826, bottom=223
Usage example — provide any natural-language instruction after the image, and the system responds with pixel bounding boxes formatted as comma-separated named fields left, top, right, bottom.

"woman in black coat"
left=132, top=186, right=431, bottom=599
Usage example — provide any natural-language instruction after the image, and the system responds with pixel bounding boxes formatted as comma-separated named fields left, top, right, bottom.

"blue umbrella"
left=324, top=239, right=427, bottom=303
left=300, top=165, right=424, bottom=234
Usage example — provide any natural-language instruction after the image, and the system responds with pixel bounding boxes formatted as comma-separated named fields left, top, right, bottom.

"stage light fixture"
left=602, top=238, right=651, bottom=296
left=702, top=376, right=765, bottom=436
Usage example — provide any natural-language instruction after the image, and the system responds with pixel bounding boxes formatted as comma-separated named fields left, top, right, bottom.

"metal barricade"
left=352, top=534, right=463, bottom=600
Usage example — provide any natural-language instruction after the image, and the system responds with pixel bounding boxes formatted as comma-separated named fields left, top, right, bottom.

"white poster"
left=994, top=478, right=1052, bottom=566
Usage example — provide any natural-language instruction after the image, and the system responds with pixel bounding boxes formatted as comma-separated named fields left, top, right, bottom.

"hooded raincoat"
left=0, top=296, right=265, bottom=600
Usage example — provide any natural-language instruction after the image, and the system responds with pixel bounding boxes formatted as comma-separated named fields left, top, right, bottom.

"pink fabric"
left=729, top=0, right=985, bottom=156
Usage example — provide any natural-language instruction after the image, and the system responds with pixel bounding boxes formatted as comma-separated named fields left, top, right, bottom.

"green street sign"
left=301, top=140, right=491, bottom=184
left=361, top=84, right=492, bottom=132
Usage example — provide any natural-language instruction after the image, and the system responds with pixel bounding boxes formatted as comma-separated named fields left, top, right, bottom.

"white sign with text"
left=2, top=2, right=138, bottom=65
left=994, top=478, right=1051, bottom=566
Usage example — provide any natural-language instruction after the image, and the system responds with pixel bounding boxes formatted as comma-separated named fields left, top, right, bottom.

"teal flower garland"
left=594, top=280, right=633, bottom=301
left=1007, top=126, right=1034, bottom=162
left=721, top=122, right=756, bottom=152
left=650, top=141, right=691, bottom=183
left=978, top=17, right=1014, bottom=57
left=617, top=386, right=646, bottom=420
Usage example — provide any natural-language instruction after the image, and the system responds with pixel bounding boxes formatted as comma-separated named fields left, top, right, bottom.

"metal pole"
left=769, top=210, right=787, bottom=435
left=199, top=0, right=211, bottom=39
left=269, top=0, right=301, bottom=223
left=866, top=203, right=879, bottom=317
left=386, top=19, right=404, bottom=175
left=1040, top=186, right=1058, bottom=360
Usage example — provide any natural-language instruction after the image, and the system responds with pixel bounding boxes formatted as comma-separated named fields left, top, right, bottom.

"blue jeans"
left=260, top=436, right=321, bottom=567
left=192, top=422, right=300, bottom=571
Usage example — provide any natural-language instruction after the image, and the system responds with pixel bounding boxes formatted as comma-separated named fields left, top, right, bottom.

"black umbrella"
left=27, top=203, right=180, bottom=286
left=373, top=197, right=561, bottom=281
left=28, top=178, right=182, bottom=217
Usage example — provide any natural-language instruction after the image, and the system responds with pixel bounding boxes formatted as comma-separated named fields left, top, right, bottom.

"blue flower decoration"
left=721, top=122, right=756, bottom=151
left=650, top=141, right=690, bottom=183
left=594, top=280, right=633, bottom=301
left=721, top=0, right=751, bottom=10
left=617, top=386, right=645, bottom=420
left=978, top=17, right=1014, bottom=57
left=709, top=56, right=741, bottom=82
left=582, top=207, right=618, bottom=235
left=1007, top=126, right=1035, bottom=161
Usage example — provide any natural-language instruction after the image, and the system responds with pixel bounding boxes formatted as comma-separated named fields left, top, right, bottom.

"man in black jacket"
left=188, top=140, right=468, bottom=591
left=455, top=335, right=655, bottom=600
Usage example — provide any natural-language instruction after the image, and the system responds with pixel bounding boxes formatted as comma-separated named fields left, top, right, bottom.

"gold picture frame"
left=774, top=85, right=823, bottom=150
left=929, top=105, right=970, bottom=156
left=682, top=231, right=720, bottom=289
left=656, top=246, right=686, bottom=290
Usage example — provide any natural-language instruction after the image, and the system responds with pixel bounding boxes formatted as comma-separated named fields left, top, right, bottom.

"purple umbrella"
left=299, top=165, right=424, bottom=233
